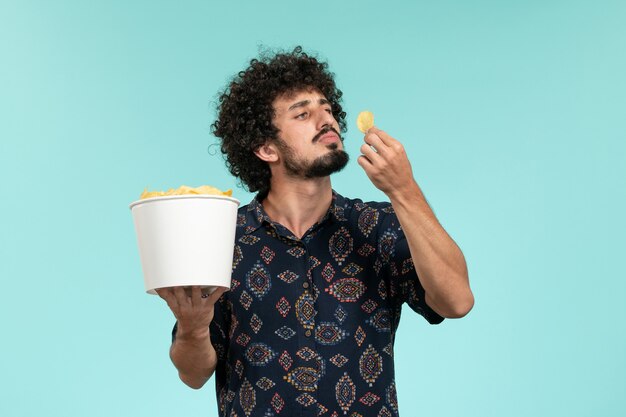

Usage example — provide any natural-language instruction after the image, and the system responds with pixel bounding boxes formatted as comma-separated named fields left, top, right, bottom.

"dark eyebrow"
left=288, top=98, right=331, bottom=111
left=288, top=100, right=310, bottom=111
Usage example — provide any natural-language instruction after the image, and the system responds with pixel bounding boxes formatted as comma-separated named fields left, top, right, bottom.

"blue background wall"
left=1, top=1, right=624, bottom=416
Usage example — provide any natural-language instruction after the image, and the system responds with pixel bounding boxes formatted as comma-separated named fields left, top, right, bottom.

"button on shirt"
left=184, top=191, right=444, bottom=417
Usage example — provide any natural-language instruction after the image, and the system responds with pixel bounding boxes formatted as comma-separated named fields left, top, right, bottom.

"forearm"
left=388, top=180, right=473, bottom=318
left=356, top=126, right=473, bottom=316
left=170, top=327, right=218, bottom=389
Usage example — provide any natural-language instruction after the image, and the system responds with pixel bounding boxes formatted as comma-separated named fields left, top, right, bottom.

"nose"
left=316, top=107, right=336, bottom=131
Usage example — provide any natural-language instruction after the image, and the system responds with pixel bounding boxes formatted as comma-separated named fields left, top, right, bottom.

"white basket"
left=129, top=194, right=240, bottom=294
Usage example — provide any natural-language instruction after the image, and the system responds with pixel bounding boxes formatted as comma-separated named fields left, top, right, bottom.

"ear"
left=254, top=142, right=279, bottom=163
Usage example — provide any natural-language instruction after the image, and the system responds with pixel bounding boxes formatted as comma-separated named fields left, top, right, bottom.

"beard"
left=275, top=137, right=350, bottom=179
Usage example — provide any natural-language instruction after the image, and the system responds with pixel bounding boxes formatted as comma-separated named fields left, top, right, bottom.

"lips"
left=318, top=132, right=339, bottom=143
left=313, top=126, right=341, bottom=143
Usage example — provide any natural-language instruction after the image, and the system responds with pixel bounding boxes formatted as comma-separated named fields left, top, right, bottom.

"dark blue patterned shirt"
left=176, top=191, right=443, bottom=417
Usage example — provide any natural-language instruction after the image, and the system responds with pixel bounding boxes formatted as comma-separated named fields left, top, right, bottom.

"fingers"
left=156, top=287, right=177, bottom=307
left=157, top=285, right=227, bottom=312
left=190, top=285, right=202, bottom=307
left=156, top=285, right=226, bottom=334
left=357, top=155, right=375, bottom=183
left=362, top=127, right=408, bottom=174
left=359, top=141, right=382, bottom=165
left=366, top=127, right=404, bottom=155
left=156, top=287, right=183, bottom=320
left=357, top=154, right=374, bottom=170
left=173, top=286, right=190, bottom=307
left=367, top=126, right=397, bottom=147
left=157, top=286, right=224, bottom=301
left=207, top=286, right=228, bottom=305
left=155, top=287, right=168, bottom=300
left=363, top=130, right=388, bottom=156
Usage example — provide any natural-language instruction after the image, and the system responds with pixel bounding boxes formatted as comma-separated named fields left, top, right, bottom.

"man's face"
left=270, top=88, right=349, bottom=178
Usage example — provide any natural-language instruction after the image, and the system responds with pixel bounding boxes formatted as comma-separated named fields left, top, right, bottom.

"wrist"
left=386, top=180, right=422, bottom=206
left=175, top=325, right=210, bottom=342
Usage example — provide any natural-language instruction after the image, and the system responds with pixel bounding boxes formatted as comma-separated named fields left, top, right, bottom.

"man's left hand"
left=357, top=126, right=416, bottom=196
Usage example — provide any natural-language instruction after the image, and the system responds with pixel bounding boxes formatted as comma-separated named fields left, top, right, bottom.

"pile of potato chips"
left=140, top=185, right=232, bottom=200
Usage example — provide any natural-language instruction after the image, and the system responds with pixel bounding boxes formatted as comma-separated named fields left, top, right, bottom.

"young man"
left=157, top=47, right=474, bottom=417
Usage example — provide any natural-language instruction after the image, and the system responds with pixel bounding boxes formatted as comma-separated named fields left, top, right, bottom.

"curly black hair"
left=211, top=46, right=347, bottom=195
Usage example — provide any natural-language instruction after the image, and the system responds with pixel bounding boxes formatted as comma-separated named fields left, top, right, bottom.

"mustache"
left=312, top=126, right=341, bottom=143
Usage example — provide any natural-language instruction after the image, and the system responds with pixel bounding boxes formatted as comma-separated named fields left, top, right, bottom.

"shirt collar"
left=242, top=190, right=346, bottom=235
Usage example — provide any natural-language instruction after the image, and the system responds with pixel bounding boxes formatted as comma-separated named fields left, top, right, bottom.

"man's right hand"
left=156, top=286, right=227, bottom=339
left=155, top=285, right=228, bottom=389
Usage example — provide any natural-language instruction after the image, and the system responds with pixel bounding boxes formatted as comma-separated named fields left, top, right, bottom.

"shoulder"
left=236, top=204, right=249, bottom=229
left=333, top=192, right=400, bottom=239
left=237, top=202, right=251, bottom=219
left=335, top=192, right=396, bottom=220
left=234, top=200, right=261, bottom=237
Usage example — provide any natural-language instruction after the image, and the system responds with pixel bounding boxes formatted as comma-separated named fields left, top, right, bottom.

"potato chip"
left=140, top=185, right=232, bottom=199
left=140, top=188, right=161, bottom=199
left=356, top=110, right=374, bottom=133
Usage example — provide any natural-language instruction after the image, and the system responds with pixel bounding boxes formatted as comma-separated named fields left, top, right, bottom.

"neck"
left=261, top=176, right=333, bottom=239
